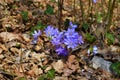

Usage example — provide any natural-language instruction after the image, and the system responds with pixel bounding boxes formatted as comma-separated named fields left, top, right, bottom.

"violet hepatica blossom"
left=55, top=45, right=68, bottom=56
left=76, top=35, right=84, bottom=45
left=44, top=25, right=59, bottom=38
left=31, top=30, right=41, bottom=44
left=31, top=21, right=84, bottom=56
left=51, top=32, right=64, bottom=45
left=52, top=28, right=60, bottom=37
left=64, top=28, right=78, bottom=39
left=69, top=21, right=77, bottom=29
left=32, top=30, right=41, bottom=39
left=64, top=37, right=78, bottom=49
left=64, top=27, right=83, bottom=49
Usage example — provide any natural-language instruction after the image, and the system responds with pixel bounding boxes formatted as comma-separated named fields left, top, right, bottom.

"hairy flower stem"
left=106, top=0, right=116, bottom=32
left=58, top=0, right=64, bottom=29
left=79, top=0, right=85, bottom=24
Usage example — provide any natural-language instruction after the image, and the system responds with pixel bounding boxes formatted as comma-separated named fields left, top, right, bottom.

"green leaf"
left=46, top=69, right=55, bottom=79
left=85, top=33, right=96, bottom=43
left=18, top=77, right=26, bottom=80
left=35, top=21, right=46, bottom=30
left=30, top=21, right=46, bottom=36
left=15, top=43, right=21, bottom=48
left=37, top=74, right=46, bottom=80
left=106, top=32, right=115, bottom=45
left=44, top=4, right=54, bottom=15
left=82, top=22, right=89, bottom=31
left=21, top=11, right=28, bottom=21
left=41, top=65, right=48, bottom=70
left=117, top=0, right=120, bottom=2
left=110, top=61, right=120, bottom=76
left=96, top=12, right=102, bottom=23
left=51, top=0, right=56, bottom=2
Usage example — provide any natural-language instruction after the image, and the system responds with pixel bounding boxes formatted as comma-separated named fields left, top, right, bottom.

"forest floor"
left=0, top=0, right=120, bottom=80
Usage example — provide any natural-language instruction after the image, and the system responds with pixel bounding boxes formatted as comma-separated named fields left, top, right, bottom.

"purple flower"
left=43, top=22, right=84, bottom=56
left=64, top=27, right=84, bottom=49
left=69, top=21, right=77, bottom=29
left=51, top=32, right=63, bottom=45
left=64, top=28, right=78, bottom=38
left=31, top=30, right=41, bottom=44
left=44, top=25, right=54, bottom=37
left=93, top=0, right=97, bottom=3
left=53, top=28, right=60, bottom=37
left=76, top=35, right=84, bottom=45
left=64, top=38, right=78, bottom=49
left=32, top=30, right=41, bottom=39
left=55, top=45, right=68, bottom=56
left=44, top=25, right=59, bottom=38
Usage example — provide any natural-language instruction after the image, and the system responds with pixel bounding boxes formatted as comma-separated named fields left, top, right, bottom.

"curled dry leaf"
left=63, top=55, right=80, bottom=77
left=0, top=43, right=7, bottom=51
left=66, top=55, right=80, bottom=71
left=63, top=68, right=73, bottom=77
left=0, top=48, right=3, bottom=54
left=31, top=52, right=47, bottom=61
left=98, top=45, right=120, bottom=55
left=33, top=45, right=42, bottom=52
left=21, top=33, right=31, bottom=42
left=54, top=76, right=68, bottom=80
left=0, top=32, right=20, bottom=42
left=52, top=60, right=65, bottom=73
left=31, top=64, right=43, bottom=76
left=23, top=50, right=31, bottom=59
left=0, top=54, right=4, bottom=59
left=7, top=41, right=21, bottom=48
left=26, top=70, right=35, bottom=77
left=10, top=47, right=21, bottom=54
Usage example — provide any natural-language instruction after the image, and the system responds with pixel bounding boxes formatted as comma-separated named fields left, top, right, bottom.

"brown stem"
left=58, top=0, right=64, bottom=29
left=79, top=0, right=85, bottom=24
left=106, top=0, right=116, bottom=32
left=73, top=0, right=76, bottom=22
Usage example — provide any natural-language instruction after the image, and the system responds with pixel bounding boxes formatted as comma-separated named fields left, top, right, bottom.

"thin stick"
left=79, top=0, right=85, bottom=24
left=58, top=0, right=64, bottom=29
left=106, top=0, right=116, bottom=32
left=73, top=0, right=76, bottom=22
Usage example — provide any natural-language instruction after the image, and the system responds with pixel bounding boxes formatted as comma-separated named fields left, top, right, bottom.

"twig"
left=58, top=0, right=64, bottom=29
left=106, top=0, right=116, bottom=32
left=79, top=0, right=85, bottom=24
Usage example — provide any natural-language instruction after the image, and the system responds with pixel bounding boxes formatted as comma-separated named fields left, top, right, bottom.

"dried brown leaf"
left=31, top=52, right=47, bottom=61
left=0, top=44, right=7, bottom=51
left=26, top=70, right=35, bottom=77
left=63, top=68, right=73, bottom=77
left=0, top=32, right=20, bottom=42
left=66, top=55, right=80, bottom=71
left=54, top=76, right=68, bottom=80
left=52, top=60, right=65, bottom=73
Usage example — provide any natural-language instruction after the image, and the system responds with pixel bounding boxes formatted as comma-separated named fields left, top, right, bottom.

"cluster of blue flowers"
left=32, top=21, right=84, bottom=56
